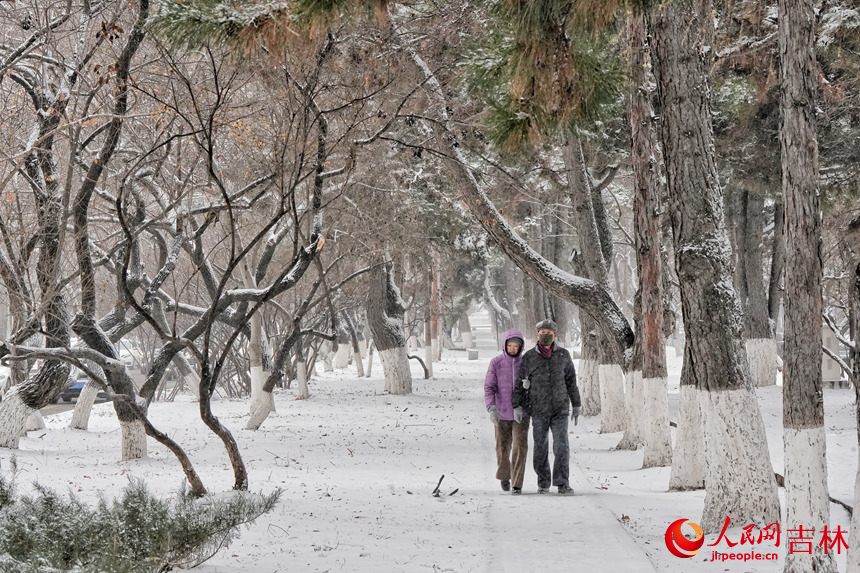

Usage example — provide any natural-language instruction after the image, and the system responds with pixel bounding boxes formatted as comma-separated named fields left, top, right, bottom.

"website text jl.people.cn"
left=711, top=550, right=778, bottom=562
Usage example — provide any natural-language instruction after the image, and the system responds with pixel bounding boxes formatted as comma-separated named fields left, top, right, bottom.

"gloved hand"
left=489, top=405, right=499, bottom=425
left=514, top=407, right=524, bottom=424
left=571, top=406, right=581, bottom=425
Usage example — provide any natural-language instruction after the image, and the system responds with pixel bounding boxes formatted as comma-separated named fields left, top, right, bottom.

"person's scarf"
left=537, top=341, right=554, bottom=358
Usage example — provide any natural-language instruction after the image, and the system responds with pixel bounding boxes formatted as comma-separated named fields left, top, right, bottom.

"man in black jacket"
left=512, top=319, right=581, bottom=495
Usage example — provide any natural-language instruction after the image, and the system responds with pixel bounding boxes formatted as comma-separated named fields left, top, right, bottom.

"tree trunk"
left=69, top=380, right=101, bottom=430
left=365, top=341, right=375, bottom=378
left=669, top=351, right=706, bottom=490
left=424, top=310, right=434, bottom=379
left=295, top=336, right=310, bottom=400
left=247, top=296, right=274, bottom=420
left=367, top=263, right=412, bottom=394
left=848, top=260, right=860, bottom=573
left=332, top=327, right=351, bottom=369
left=321, top=340, right=335, bottom=372
left=779, top=0, right=835, bottom=569
left=72, top=314, right=148, bottom=460
left=458, top=316, right=474, bottom=349
left=742, top=191, right=778, bottom=387
left=0, top=359, right=71, bottom=448
left=342, top=311, right=365, bottom=378
left=563, top=137, right=625, bottom=433
left=624, top=15, right=671, bottom=466
left=649, top=0, right=779, bottom=532
left=768, top=200, right=786, bottom=329
left=573, top=252, right=601, bottom=417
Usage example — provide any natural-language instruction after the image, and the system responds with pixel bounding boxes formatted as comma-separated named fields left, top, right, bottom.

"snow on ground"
left=0, top=310, right=856, bottom=572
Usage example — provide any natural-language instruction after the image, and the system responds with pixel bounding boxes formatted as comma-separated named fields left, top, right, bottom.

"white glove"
left=489, top=405, right=499, bottom=425
left=514, top=407, right=524, bottom=424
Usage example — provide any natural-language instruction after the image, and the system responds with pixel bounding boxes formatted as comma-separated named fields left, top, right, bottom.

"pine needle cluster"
left=149, top=0, right=388, bottom=54
left=0, top=469, right=280, bottom=573
left=462, top=0, right=627, bottom=150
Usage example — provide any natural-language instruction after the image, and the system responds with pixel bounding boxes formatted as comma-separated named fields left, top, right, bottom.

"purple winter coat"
left=484, top=329, right=525, bottom=421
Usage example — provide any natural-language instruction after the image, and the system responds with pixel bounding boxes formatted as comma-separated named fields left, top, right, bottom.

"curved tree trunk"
left=367, top=263, right=411, bottom=395
left=779, top=0, right=835, bottom=570
left=401, top=38, right=634, bottom=367
left=649, top=0, right=779, bottom=532
left=70, top=380, right=101, bottom=430
left=0, top=359, right=71, bottom=448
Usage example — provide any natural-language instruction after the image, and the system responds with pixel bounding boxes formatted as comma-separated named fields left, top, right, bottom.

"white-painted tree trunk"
left=847, top=448, right=860, bottom=573
left=579, top=359, right=600, bottom=416
left=669, top=384, right=706, bottom=490
left=333, top=344, right=350, bottom=369
left=598, top=363, right=626, bottom=434
left=616, top=370, right=644, bottom=450
left=246, top=364, right=276, bottom=430
left=69, top=381, right=101, bottom=430
left=700, top=387, right=780, bottom=532
left=25, top=410, right=45, bottom=431
left=441, top=331, right=454, bottom=350
left=641, top=376, right=673, bottom=468
left=380, top=347, right=412, bottom=395
left=359, top=339, right=367, bottom=359
left=0, top=389, right=31, bottom=447
left=245, top=391, right=275, bottom=430
left=352, top=351, right=365, bottom=377
left=322, top=342, right=334, bottom=372
left=784, top=427, right=837, bottom=572
left=431, top=339, right=439, bottom=363
left=248, top=366, right=270, bottom=414
left=461, top=330, right=474, bottom=349
left=296, top=360, right=310, bottom=400
left=424, top=344, right=434, bottom=379
left=120, top=419, right=147, bottom=461
left=746, top=338, right=777, bottom=387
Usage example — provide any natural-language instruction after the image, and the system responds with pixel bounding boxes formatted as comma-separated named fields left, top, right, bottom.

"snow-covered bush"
left=0, top=466, right=280, bottom=572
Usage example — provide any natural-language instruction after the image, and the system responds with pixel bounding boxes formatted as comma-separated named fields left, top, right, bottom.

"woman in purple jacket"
left=484, top=329, right=529, bottom=494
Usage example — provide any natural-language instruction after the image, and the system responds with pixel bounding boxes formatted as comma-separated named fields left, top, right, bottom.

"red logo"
left=665, top=519, right=705, bottom=558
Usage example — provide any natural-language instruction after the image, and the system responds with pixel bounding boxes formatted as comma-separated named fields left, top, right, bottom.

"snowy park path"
left=472, top=313, right=657, bottom=573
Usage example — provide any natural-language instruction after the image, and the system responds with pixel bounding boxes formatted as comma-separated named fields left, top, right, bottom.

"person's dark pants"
left=531, top=411, right=570, bottom=489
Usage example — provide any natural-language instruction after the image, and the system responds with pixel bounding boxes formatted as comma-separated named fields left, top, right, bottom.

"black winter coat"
left=512, top=345, right=580, bottom=418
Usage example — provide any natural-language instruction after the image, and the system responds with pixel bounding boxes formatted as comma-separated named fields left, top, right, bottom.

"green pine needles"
left=0, top=468, right=280, bottom=573
left=462, top=0, right=625, bottom=150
